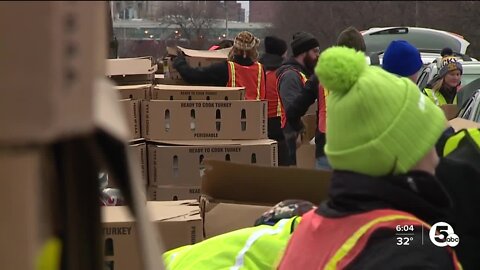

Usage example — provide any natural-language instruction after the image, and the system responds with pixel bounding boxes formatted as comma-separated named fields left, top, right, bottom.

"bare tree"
left=156, top=1, right=217, bottom=49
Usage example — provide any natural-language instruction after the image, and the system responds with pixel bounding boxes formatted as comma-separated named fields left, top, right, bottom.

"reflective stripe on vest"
left=443, top=128, right=480, bottom=157
left=163, top=217, right=300, bottom=270
left=278, top=209, right=462, bottom=270
left=231, top=218, right=291, bottom=270
left=424, top=88, right=457, bottom=106
left=228, top=61, right=236, bottom=87
left=227, top=61, right=265, bottom=101
left=325, top=214, right=425, bottom=269
left=266, top=70, right=282, bottom=118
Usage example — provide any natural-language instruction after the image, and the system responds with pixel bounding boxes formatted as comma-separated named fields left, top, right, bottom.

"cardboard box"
left=449, top=117, right=480, bottom=131
left=102, top=201, right=203, bottom=270
left=441, top=104, right=459, bottom=120
left=301, top=113, right=317, bottom=144
left=151, top=84, right=245, bottom=101
left=296, top=143, right=316, bottom=169
left=0, top=2, right=109, bottom=145
left=0, top=149, right=43, bottom=270
left=106, top=57, right=157, bottom=85
left=165, top=46, right=230, bottom=80
left=200, top=160, right=332, bottom=238
left=120, top=99, right=141, bottom=140
left=147, top=186, right=201, bottom=201
left=154, top=74, right=188, bottom=85
left=142, top=100, right=268, bottom=140
left=115, top=84, right=152, bottom=100
left=147, top=139, right=278, bottom=186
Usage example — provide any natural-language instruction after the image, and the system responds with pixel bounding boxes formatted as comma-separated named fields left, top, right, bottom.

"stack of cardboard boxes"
left=105, top=57, right=157, bottom=189
left=106, top=49, right=280, bottom=201
left=144, top=85, right=278, bottom=201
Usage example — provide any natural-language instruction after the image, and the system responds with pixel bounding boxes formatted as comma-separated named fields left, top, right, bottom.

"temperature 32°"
left=397, top=237, right=413, bottom=246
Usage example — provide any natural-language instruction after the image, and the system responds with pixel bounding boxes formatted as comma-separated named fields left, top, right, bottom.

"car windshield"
left=461, top=74, right=480, bottom=87
left=363, top=29, right=463, bottom=54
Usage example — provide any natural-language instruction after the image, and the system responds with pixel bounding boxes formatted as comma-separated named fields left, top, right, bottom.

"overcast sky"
left=237, top=1, right=250, bottom=22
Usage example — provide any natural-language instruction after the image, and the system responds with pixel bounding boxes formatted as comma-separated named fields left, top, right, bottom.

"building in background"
left=112, top=1, right=246, bottom=22
left=110, top=1, right=265, bottom=59
left=249, top=1, right=276, bottom=23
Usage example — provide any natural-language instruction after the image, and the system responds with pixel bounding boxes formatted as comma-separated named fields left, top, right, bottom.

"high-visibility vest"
left=227, top=61, right=266, bottom=101
left=265, top=69, right=283, bottom=119
left=424, top=87, right=457, bottom=106
left=443, top=128, right=480, bottom=157
left=276, top=69, right=327, bottom=132
left=278, top=209, right=462, bottom=270
left=163, top=217, right=300, bottom=270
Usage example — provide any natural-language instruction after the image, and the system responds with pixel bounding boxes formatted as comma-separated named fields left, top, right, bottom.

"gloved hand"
left=172, top=53, right=186, bottom=69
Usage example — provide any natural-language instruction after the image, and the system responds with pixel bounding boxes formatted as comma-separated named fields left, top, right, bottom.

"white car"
left=362, top=27, right=474, bottom=65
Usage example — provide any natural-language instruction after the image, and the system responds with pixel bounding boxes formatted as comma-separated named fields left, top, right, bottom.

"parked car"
left=362, top=27, right=475, bottom=65
left=458, top=89, right=480, bottom=123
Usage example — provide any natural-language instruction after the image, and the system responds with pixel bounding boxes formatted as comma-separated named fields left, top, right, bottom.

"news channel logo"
left=429, top=222, right=459, bottom=247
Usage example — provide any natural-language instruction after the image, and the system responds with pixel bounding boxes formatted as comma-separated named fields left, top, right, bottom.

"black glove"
left=172, top=54, right=186, bottom=69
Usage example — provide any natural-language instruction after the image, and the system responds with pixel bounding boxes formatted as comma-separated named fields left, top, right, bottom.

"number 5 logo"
left=429, top=222, right=460, bottom=247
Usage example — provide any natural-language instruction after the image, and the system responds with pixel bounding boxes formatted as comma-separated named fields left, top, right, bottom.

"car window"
left=461, top=74, right=480, bottom=87
left=474, top=96, right=480, bottom=122
left=458, top=94, right=475, bottom=119
left=417, top=68, right=430, bottom=90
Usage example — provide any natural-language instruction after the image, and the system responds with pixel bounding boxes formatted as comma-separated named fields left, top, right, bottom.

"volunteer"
left=382, top=40, right=423, bottom=82
left=436, top=127, right=480, bottom=270
left=277, top=31, right=322, bottom=166
left=286, top=26, right=366, bottom=170
left=424, top=57, right=463, bottom=105
left=278, top=46, right=462, bottom=269
left=173, top=31, right=266, bottom=101
left=258, top=36, right=290, bottom=166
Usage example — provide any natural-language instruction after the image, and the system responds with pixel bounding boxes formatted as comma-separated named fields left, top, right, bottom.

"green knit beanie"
left=316, top=46, right=446, bottom=176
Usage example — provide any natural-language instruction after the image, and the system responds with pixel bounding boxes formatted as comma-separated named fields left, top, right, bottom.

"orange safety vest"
left=277, top=69, right=327, bottom=132
left=266, top=70, right=283, bottom=119
left=278, top=209, right=462, bottom=270
left=227, top=61, right=266, bottom=101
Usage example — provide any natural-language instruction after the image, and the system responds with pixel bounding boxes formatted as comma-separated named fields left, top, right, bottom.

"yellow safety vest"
left=163, top=217, right=300, bottom=270
left=443, top=128, right=480, bottom=157
left=424, top=88, right=457, bottom=106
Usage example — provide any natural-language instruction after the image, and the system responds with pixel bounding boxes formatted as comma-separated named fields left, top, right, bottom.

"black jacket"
left=172, top=54, right=255, bottom=86
left=317, top=171, right=457, bottom=269
left=435, top=131, right=480, bottom=270
left=277, top=58, right=325, bottom=158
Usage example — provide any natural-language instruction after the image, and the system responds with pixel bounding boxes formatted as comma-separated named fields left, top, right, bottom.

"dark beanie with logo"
left=264, top=36, right=288, bottom=56
left=291, top=31, right=319, bottom=56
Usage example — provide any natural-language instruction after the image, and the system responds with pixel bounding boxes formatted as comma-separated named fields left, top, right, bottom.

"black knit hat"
left=291, top=31, right=319, bottom=56
left=441, top=47, right=454, bottom=57
left=265, top=36, right=288, bottom=56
